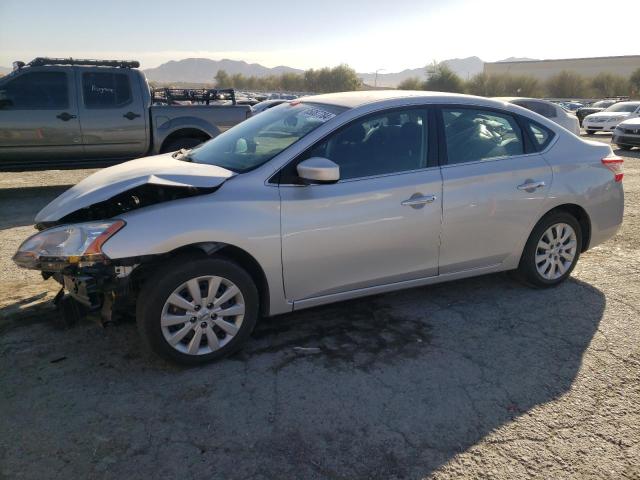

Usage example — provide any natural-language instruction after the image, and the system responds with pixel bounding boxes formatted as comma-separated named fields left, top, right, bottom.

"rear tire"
left=586, top=130, right=595, bottom=135
left=513, top=212, right=582, bottom=288
left=136, top=256, right=259, bottom=365
left=618, top=145, right=633, bottom=151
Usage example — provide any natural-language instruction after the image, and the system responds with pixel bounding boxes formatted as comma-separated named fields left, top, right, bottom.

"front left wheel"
left=136, top=257, right=259, bottom=365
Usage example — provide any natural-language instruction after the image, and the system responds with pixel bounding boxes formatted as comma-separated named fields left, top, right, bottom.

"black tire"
left=136, top=256, right=259, bottom=365
left=159, top=137, right=205, bottom=154
left=618, top=145, right=633, bottom=151
left=586, top=130, right=595, bottom=135
left=513, top=212, right=582, bottom=288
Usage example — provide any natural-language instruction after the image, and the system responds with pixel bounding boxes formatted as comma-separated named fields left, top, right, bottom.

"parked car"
left=0, top=58, right=252, bottom=169
left=612, top=117, right=640, bottom=150
left=583, top=102, right=640, bottom=135
left=495, top=97, right=580, bottom=135
left=576, top=99, right=618, bottom=126
left=13, top=91, right=624, bottom=365
left=251, top=99, right=288, bottom=114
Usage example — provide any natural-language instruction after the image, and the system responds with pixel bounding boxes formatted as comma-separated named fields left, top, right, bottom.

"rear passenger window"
left=1, top=72, right=68, bottom=109
left=82, top=72, right=132, bottom=108
left=298, top=108, right=428, bottom=180
left=526, top=121, right=555, bottom=150
left=515, top=100, right=557, bottom=118
left=442, top=108, right=524, bottom=165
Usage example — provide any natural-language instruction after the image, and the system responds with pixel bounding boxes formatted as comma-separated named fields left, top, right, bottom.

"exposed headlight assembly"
left=13, top=220, right=125, bottom=270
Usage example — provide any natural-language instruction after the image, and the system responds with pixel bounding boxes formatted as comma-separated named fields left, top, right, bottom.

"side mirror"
left=296, top=157, right=340, bottom=184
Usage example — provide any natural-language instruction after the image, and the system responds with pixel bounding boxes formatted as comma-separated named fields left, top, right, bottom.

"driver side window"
left=300, top=108, right=428, bottom=181
left=442, top=108, right=524, bottom=165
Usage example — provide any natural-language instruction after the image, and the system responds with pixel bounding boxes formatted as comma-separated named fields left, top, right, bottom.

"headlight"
left=13, top=220, right=125, bottom=270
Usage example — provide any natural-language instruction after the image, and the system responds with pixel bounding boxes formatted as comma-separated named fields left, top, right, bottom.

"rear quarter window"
left=82, top=72, right=132, bottom=108
left=525, top=120, right=555, bottom=151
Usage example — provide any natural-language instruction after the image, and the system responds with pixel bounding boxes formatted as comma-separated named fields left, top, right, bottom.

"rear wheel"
left=136, top=257, right=258, bottom=365
left=618, top=145, right=633, bottom=151
left=514, top=212, right=582, bottom=288
left=586, top=130, right=595, bottom=135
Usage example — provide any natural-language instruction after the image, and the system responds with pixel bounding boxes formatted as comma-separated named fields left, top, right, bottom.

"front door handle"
left=56, top=112, right=77, bottom=121
left=517, top=180, right=546, bottom=191
left=401, top=194, right=437, bottom=209
left=123, top=111, right=141, bottom=120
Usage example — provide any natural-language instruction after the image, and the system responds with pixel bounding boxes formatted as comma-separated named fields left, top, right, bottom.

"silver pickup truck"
left=0, top=58, right=252, bottom=169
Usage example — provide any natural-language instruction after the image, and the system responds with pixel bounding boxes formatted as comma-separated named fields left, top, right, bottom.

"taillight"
left=602, top=154, right=624, bottom=182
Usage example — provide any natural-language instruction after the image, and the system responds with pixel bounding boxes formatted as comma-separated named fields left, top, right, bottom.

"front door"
left=0, top=68, right=83, bottom=163
left=77, top=68, right=148, bottom=158
left=279, top=107, right=442, bottom=302
left=437, top=106, right=553, bottom=274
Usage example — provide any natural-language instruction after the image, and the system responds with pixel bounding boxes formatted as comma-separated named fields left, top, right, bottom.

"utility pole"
left=374, top=68, right=386, bottom=87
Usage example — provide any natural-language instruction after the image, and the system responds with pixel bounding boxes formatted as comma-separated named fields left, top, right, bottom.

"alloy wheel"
left=534, top=223, right=578, bottom=280
left=160, top=275, right=245, bottom=355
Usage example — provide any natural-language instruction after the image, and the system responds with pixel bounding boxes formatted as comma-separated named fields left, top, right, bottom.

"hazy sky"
left=1, top=0, right=638, bottom=72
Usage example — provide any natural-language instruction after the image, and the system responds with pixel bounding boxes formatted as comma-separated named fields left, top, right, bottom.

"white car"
left=495, top=97, right=580, bottom=136
left=583, top=101, right=640, bottom=134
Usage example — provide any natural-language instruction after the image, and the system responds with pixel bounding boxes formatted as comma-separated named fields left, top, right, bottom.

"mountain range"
left=0, top=56, right=540, bottom=85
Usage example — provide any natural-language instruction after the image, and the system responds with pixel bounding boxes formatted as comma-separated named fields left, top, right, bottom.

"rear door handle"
left=56, top=112, right=77, bottom=121
left=517, top=181, right=546, bottom=191
left=401, top=194, right=437, bottom=208
left=123, top=111, right=141, bottom=120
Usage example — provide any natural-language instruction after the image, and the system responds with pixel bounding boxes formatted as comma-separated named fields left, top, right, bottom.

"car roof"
left=301, top=90, right=519, bottom=110
left=493, top=97, right=554, bottom=104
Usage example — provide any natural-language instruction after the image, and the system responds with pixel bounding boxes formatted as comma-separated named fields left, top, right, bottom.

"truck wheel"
left=136, top=257, right=259, bottom=365
left=512, top=212, right=582, bottom=288
left=586, top=130, right=595, bottom=135
left=160, top=137, right=205, bottom=154
left=618, top=145, right=632, bottom=151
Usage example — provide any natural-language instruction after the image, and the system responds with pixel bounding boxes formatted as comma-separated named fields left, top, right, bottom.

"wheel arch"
left=537, top=204, right=592, bottom=252
left=159, top=128, right=212, bottom=153
left=131, top=241, right=270, bottom=317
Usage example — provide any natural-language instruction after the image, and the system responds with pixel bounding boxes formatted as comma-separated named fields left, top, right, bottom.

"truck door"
left=0, top=68, right=83, bottom=164
left=77, top=68, right=148, bottom=158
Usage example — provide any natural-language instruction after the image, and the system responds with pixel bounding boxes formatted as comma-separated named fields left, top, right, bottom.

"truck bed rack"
left=25, top=57, right=140, bottom=69
left=152, top=88, right=237, bottom=106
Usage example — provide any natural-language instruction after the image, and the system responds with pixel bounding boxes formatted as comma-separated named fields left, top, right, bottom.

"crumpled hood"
left=36, top=153, right=235, bottom=223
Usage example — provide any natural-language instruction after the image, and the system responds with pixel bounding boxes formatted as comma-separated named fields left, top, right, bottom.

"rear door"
left=77, top=68, right=148, bottom=158
left=0, top=68, right=83, bottom=163
left=437, top=106, right=553, bottom=274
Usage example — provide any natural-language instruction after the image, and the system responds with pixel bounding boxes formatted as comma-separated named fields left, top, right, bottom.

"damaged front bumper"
left=45, top=261, right=138, bottom=325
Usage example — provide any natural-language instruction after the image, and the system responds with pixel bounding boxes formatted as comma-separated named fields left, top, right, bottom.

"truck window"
left=82, top=72, right=132, bottom=108
left=0, top=72, right=68, bottom=109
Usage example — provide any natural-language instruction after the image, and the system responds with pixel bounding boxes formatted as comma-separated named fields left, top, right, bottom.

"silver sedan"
left=14, top=91, right=625, bottom=364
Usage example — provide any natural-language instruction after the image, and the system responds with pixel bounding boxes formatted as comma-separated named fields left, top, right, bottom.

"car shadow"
left=0, top=272, right=605, bottom=478
left=0, top=185, right=72, bottom=230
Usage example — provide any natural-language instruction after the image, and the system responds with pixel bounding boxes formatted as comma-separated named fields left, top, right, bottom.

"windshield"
left=605, top=103, right=640, bottom=113
left=188, top=101, right=347, bottom=172
left=592, top=100, right=615, bottom=108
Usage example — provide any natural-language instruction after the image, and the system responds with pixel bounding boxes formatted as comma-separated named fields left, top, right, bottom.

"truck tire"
left=160, top=137, right=205, bottom=154
left=136, top=256, right=259, bottom=365
left=586, top=130, right=595, bottom=135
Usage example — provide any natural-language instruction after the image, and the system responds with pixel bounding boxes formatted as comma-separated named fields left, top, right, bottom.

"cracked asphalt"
left=0, top=136, right=638, bottom=479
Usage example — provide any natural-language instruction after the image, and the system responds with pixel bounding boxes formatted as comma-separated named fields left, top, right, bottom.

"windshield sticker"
left=300, top=107, right=336, bottom=122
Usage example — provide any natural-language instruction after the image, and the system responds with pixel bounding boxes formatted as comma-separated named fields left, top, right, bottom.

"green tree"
left=423, top=62, right=465, bottom=93
left=501, top=74, right=542, bottom=97
left=466, top=73, right=506, bottom=96
left=214, top=69, right=231, bottom=88
left=590, top=73, right=629, bottom=97
left=397, top=77, right=423, bottom=90
left=545, top=71, right=588, bottom=98
left=629, top=67, right=640, bottom=96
